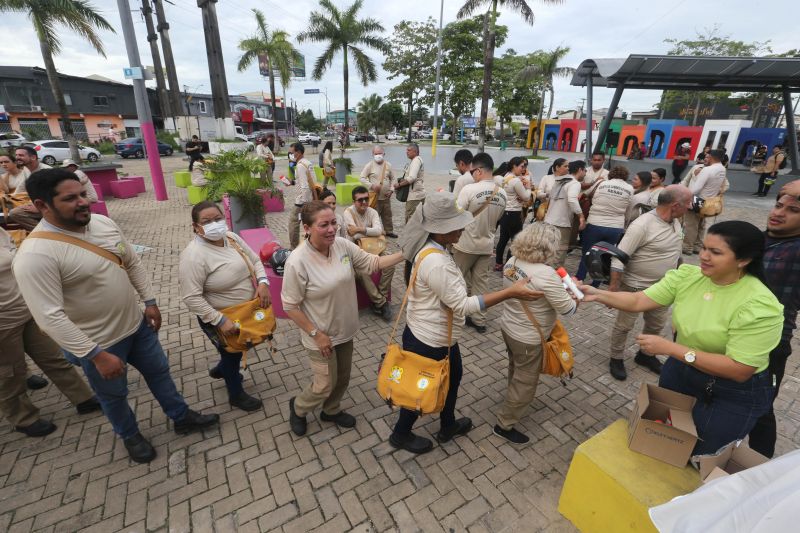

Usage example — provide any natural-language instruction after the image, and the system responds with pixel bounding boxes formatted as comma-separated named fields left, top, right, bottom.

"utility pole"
left=430, top=0, right=444, bottom=158
left=115, top=0, right=168, bottom=200
left=152, top=0, right=184, bottom=123
left=141, top=0, right=170, bottom=118
left=198, top=0, right=230, bottom=121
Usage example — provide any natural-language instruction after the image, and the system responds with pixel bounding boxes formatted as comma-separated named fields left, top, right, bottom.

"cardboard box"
left=627, top=383, right=698, bottom=467
left=697, top=441, right=769, bottom=483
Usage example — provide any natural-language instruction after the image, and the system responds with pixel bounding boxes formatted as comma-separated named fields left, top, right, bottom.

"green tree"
left=298, top=0, right=390, bottom=146
left=238, top=9, right=301, bottom=145
left=457, top=0, right=560, bottom=152
left=383, top=18, right=439, bottom=141
left=357, top=93, right=382, bottom=137
left=518, top=45, right=573, bottom=155
left=0, top=0, right=114, bottom=162
left=492, top=49, right=543, bottom=138
left=378, top=101, right=404, bottom=132
left=297, top=109, right=320, bottom=132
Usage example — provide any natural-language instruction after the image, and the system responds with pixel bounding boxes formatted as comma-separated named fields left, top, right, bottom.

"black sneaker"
left=436, top=417, right=472, bottom=443
left=124, top=432, right=156, bottom=463
left=493, top=425, right=530, bottom=444
left=289, top=397, right=307, bottom=436
left=15, top=418, right=56, bottom=437
left=230, top=392, right=263, bottom=412
left=320, top=410, right=356, bottom=428
left=465, top=317, right=487, bottom=334
left=209, top=366, right=244, bottom=382
left=174, top=409, right=220, bottom=435
left=609, top=358, right=627, bottom=381
left=634, top=351, right=663, bottom=375
left=386, top=233, right=398, bottom=239
left=389, top=431, right=433, bottom=454
left=26, top=375, right=48, bottom=390
left=76, top=397, right=102, bottom=414
left=379, top=303, right=393, bottom=321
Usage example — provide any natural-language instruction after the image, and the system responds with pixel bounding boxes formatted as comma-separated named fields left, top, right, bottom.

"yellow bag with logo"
left=358, top=236, right=387, bottom=255
left=520, top=302, right=574, bottom=384
left=377, top=248, right=450, bottom=414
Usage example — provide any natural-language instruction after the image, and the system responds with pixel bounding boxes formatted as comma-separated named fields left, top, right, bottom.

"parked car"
left=419, top=130, right=433, bottom=139
left=114, top=138, right=174, bottom=159
left=24, top=140, right=102, bottom=165
left=0, top=132, right=27, bottom=149
left=354, top=133, right=375, bottom=142
left=385, top=132, right=400, bottom=141
left=298, top=132, right=321, bottom=144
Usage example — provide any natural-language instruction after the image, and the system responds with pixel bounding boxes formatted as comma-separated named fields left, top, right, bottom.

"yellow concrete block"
left=558, top=419, right=700, bottom=533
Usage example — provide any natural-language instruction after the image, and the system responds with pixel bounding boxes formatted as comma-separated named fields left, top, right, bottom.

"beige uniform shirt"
left=402, top=156, right=425, bottom=201
left=537, top=174, right=555, bottom=199
left=454, top=179, right=507, bottom=255
left=584, top=167, right=609, bottom=186
left=295, top=158, right=316, bottom=205
left=1, top=171, right=26, bottom=194
left=322, top=149, right=334, bottom=171
left=256, top=143, right=274, bottom=162
left=587, top=180, right=633, bottom=228
left=544, top=177, right=582, bottom=228
left=13, top=215, right=155, bottom=357
left=407, top=242, right=482, bottom=347
left=0, top=228, right=31, bottom=330
left=281, top=237, right=379, bottom=350
left=74, top=169, right=99, bottom=203
left=179, top=232, right=267, bottom=326
left=496, top=174, right=530, bottom=212
left=451, top=172, right=474, bottom=198
left=690, top=162, right=727, bottom=199
left=359, top=161, right=394, bottom=199
left=611, top=211, right=683, bottom=289
left=626, top=190, right=652, bottom=227
left=501, top=260, right=576, bottom=345
left=342, top=205, right=383, bottom=241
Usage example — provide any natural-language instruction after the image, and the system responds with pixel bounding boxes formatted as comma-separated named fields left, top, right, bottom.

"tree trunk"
left=407, top=93, right=414, bottom=142
left=267, top=55, right=279, bottom=145
left=342, top=45, right=350, bottom=147
left=39, top=38, right=80, bottom=162
left=477, top=9, right=495, bottom=153
left=532, top=86, right=546, bottom=156
left=547, top=85, right=555, bottom=120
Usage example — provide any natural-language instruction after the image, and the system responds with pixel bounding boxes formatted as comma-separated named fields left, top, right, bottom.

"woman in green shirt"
left=580, top=221, right=783, bottom=455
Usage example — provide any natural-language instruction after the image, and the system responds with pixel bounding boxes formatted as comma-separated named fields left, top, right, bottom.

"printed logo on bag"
left=389, top=366, right=403, bottom=383
left=253, top=310, right=266, bottom=321
left=116, top=242, right=126, bottom=255
left=340, top=255, right=351, bottom=266
left=561, top=351, right=570, bottom=362
left=417, top=378, right=430, bottom=391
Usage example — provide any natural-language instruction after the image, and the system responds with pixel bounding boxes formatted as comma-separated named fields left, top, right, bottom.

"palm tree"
left=357, top=93, right=382, bottom=139
left=0, top=0, right=114, bottom=162
left=518, top=45, right=574, bottom=155
left=457, top=0, right=560, bottom=152
left=238, top=9, right=301, bottom=145
left=298, top=0, right=390, bottom=146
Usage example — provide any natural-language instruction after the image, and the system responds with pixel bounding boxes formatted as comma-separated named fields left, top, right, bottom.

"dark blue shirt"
left=764, top=234, right=800, bottom=343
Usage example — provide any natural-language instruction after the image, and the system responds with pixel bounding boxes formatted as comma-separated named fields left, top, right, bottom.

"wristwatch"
left=309, top=329, right=318, bottom=338
left=684, top=350, right=697, bottom=364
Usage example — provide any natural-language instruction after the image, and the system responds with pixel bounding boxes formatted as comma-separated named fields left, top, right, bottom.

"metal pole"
left=430, top=0, right=444, bottom=158
left=585, top=76, right=593, bottom=162
left=595, top=85, right=624, bottom=154
left=116, top=0, right=168, bottom=200
left=782, top=88, right=799, bottom=174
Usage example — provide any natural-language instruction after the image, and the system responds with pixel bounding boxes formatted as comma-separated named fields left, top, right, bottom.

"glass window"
left=199, top=101, right=207, bottom=113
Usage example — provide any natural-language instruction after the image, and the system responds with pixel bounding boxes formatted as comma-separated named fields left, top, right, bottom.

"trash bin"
left=500, top=141, right=507, bottom=150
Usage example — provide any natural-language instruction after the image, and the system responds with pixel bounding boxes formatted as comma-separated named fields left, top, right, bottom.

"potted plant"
left=255, top=162, right=285, bottom=213
left=203, top=149, right=266, bottom=232
left=333, top=130, right=353, bottom=183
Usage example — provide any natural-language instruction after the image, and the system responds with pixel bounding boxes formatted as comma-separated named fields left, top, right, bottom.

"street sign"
left=123, top=67, right=144, bottom=80
left=304, top=89, right=320, bottom=94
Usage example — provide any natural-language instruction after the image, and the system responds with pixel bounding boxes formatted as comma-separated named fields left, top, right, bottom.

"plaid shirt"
left=764, top=234, right=800, bottom=342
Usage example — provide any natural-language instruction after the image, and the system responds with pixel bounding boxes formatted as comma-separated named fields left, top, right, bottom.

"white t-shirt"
left=587, top=180, right=634, bottom=228
left=454, top=179, right=507, bottom=255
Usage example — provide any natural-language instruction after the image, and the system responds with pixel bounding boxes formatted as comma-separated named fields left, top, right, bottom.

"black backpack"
left=778, top=151, right=788, bottom=170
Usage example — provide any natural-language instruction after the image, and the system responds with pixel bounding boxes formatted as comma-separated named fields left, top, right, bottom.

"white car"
left=0, top=132, right=27, bottom=149
left=298, top=132, right=321, bottom=144
left=25, top=140, right=102, bottom=165
left=385, top=132, right=400, bottom=140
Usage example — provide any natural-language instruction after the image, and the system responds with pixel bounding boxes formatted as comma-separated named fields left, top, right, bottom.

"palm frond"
left=312, top=44, right=338, bottom=81
left=457, top=0, right=488, bottom=19
left=552, top=66, right=576, bottom=78
left=349, top=45, right=378, bottom=86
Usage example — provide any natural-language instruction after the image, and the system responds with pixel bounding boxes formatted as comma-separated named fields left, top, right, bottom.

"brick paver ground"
left=1, top=149, right=798, bottom=532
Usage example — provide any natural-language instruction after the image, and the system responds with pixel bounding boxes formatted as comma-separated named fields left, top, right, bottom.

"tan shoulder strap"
left=508, top=258, right=546, bottom=345
left=378, top=160, right=386, bottom=186
left=227, top=236, right=258, bottom=286
left=472, top=184, right=501, bottom=217
left=25, top=231, right=123, bottom=268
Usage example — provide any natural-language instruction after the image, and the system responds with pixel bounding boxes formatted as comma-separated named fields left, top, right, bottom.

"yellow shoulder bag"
left=377, top=248, right=451, bottom=414
left=347, top=206, right=387, bottom=255
left=368, top=162, right=386, bottom=209
left=519, top=300, right=574, bottom=385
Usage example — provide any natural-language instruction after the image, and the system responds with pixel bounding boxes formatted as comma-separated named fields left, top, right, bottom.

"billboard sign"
left=461, top=116, right=477, bottom=128
left=259, top=53, right=306, bottom=79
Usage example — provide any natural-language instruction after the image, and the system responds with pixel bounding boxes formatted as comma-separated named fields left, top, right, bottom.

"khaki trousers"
left=610, top=283, right=670, bottom=359
left=8, top=206, right=42, bottom=232
left=405, top=199, right=422, bottom=223
left=682, top=211, right=705, bottom=253
left=496, top=330, right=543, bottom=430
left=289, top=204, right=303, bottom=250
left=294, top=340, right=354, bottom=417
left=452, top=249, right=491, bottom=326
left=376, top=198, right=394, bottom=233
left=0, top=318, right=93, bottom=426
left=358, top=256, right=394, bottom=308
left=555, top=226, right=572, bottom=267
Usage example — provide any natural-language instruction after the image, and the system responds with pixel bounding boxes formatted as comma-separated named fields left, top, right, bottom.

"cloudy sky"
left=1, top=0, right=796, bottom=119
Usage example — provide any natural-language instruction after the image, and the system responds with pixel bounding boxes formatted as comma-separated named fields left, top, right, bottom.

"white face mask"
left=288, top=153, right=296, bottom=162
left=201, top=220, right=228, bottom=241
left=373, top=154, right=384, bottom=164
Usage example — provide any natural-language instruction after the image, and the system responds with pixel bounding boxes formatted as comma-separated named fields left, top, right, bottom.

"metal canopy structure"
left=570, top=55, right=800, bottom=172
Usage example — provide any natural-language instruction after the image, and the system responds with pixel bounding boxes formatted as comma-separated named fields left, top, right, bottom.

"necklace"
left=702, top=271, right=744, bottom=301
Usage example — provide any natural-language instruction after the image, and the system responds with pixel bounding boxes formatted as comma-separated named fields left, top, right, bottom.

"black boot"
left=123, top=432, right=156, bottom=463
left=609, top=359, right=627, bottom=381
left=174, top=409, right=220, bottom=435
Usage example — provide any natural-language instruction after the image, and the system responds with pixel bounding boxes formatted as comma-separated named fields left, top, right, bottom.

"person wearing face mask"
left=359, top=146, right=397, bottom=237
left=282, top=201, right=404, bottom=437
left=178, top=201, right=270, bottom=412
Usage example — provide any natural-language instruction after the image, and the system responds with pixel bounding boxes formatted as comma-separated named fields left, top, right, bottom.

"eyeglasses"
left=355, top=197, right=370, bottom=203
left=469, top=167, right=484, bottom=176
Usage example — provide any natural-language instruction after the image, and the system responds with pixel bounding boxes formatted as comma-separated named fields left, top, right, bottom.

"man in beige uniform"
left=62, top=159, right=99, bottom=203
left=451, top=149, right=475, bottom=197
left=13, top=169, right=219, bottom=463
left=359, top=145, right=396, bottom=237
left=544, top=160, right=586, bottom=266
left=288, top=142, right=318, bottom=249
left=582, top=151, right=609, bottom=194
left=8, top=145, right=51, bottom=230
left=454, top=152, right=506, bottom=333
left=608, top=185, right=692, bottom=381
left=343, top=186, right=395, bottom=319
left=683, top=149, right=727, bottom=254
left=0, top=227, right=100, bottom=437
left=396, top=143, right=425, bottom=222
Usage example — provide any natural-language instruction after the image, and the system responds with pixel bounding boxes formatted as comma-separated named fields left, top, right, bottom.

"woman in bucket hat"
left=390, top=192, right=543, bottom=454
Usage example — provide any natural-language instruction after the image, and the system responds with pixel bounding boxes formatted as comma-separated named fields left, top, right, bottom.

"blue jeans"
left=576, top=223, right=625, bottom=284
left=197, top=318, right=244, bottom=398
left=393, top=326, right=463, bottom=436
left=66, top=318, right=188, bottom=439
left=659, top=357, right=774, bottom=455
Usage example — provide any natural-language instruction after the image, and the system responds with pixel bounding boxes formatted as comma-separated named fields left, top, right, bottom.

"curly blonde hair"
left=509, top=222, right=560, bottom=264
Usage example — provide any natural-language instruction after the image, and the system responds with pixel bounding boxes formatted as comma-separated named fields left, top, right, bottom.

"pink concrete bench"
left=109, top=179, right=139, bottom=199
left=239, top=227, right=280, bottom=253
left=265, top=267, right=289, bottom=319
left=90, top=201, right=109, bottom=217
left=356, top=271, right=391, bottom=309
left=125, top=176, right=146, bottom=194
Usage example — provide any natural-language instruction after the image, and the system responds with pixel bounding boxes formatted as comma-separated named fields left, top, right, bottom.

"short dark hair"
left=16, top=145, right=37, bottom=157
left=352, top=185, right=369, bottom=200
left=472, top=152, right=494, bottom=171
left=508, top=156, right=527, bottom=169
left=25, top=168, right=80, bottom=205
left=191, top=200, right=222, bottom=223
left=635, top=171, right=653, bottom=189
left=548, top=158, right=568, bottom=174
left=568, top=160, right=586, bottom=174
left=707, top=221, right=768, bottom=285
left=291, top=142, right=305, bottom=154
left=708, top=149, right=725, bottom=161
left=591, top=151, right=606, bottom=158
left=319, top=188, right=336, bottom=201
left=652, top=167, right=667, bottom=179
left=454, top=149, right=473, bottom=166
left=191, top=135, right=199, bottom=140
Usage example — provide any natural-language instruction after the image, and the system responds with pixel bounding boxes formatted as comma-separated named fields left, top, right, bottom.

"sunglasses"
left=355, top=197, right=370, bottom=203
left=469, top=167, right=484, bottom=176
